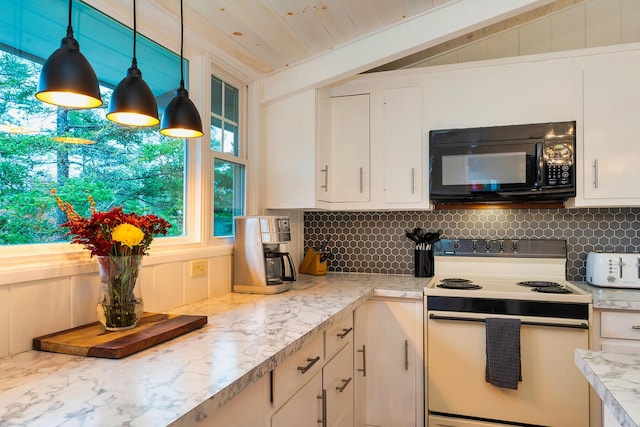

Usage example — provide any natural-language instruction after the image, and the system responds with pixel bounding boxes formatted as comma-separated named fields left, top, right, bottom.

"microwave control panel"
left=544, top=141, right=574, bottom=187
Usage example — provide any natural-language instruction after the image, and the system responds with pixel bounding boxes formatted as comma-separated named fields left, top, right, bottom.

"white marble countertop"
left=0, top=273, right=426, bottom=427
left=575, top=349, right=640, bottom=427
left=574, top=282, right=640, bottom=311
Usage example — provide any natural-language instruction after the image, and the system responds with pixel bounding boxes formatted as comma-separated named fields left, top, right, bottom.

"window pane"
left=223, top=123, right=239, bottom=156
left=210, top=116, right=223, bottom=151
left=0, top=31, right=185, bottom=246
left=213, top=159, right=245, bottom=237
left=211, top=76, right=223, bottom=116
left=224, top=84, right=239, bottom=123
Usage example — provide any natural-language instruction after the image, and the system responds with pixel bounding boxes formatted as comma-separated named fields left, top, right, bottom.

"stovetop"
left=425, top=275, right=591, bottom=303
left=424, top=238, right=592, bottom=303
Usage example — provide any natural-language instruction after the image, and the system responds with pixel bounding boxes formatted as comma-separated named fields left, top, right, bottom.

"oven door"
left=426, top=310, right=589, bottom=427
left=429, top=139, right=542, bottom=201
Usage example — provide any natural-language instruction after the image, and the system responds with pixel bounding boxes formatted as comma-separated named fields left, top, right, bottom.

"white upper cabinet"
left=264, top=89, right=318, bottom=209
left=264, top=45, right=640, bottom=210
left=319, top=94, right=371, bottom=204
left=383, top=87, right=424, bottom=205
left=578, top=62, right=640, bottom=205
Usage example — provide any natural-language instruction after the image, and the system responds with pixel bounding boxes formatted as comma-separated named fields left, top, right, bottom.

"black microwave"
left=429, top=121, right=576, bottom=204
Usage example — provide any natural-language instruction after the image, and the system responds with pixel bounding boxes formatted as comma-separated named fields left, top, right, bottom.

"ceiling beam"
left=258, top=0, right=558, bottom=104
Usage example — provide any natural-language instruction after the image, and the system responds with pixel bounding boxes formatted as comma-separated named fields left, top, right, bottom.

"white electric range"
left=424, top=238, right=592, bottom=427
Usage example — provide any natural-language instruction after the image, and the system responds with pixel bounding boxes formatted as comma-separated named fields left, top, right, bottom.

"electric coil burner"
left=516, top=280, right=573, bottom=294
left=437, top=278, right=482, bottom=290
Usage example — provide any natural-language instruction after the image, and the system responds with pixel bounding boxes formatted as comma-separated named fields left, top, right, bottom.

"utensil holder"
left=299, top=248, right=328, bottom=276
left=414, top=248, right=434, bottom=277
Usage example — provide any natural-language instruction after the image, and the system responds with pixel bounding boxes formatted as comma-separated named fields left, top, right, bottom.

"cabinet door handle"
left=359, top=167, right=364, bottom=193
left=404, top=339, right=409, bottom=371
left=593, top=159, right=598, bottom=189
left=632, top=325, right=640, bottom=330
left=357, top=345, right=367, bottom=377
left=411, top=168, right=415, bottom=194
left=298, top=356, right=321, bottom=374
left=337, top=327, right=353, bottom=339
left=321, top=165, right=328, bottom=191
left=317, top=389, right=327, bottom=426
left=336, top=377, right=352, bottom=393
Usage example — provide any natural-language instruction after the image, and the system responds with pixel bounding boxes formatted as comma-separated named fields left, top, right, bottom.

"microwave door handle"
left=536, top=142, right=544, bottom=187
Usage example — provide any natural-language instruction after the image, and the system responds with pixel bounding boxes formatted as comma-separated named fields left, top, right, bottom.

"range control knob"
left=452, top=240, right=460, bottom=251
left=607, top=275, right=616, bottom=283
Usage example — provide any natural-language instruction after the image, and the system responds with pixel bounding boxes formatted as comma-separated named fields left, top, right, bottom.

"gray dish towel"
left=485, top=317, right=522, bottom=390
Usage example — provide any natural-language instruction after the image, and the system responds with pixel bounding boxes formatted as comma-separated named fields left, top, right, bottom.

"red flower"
left=52, top=189, right=172, bottom=257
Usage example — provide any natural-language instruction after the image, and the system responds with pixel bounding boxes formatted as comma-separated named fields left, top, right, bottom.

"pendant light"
left=106, top=0, right=159, bottom=127
left=35, top=0, right=102, bottom=109
left=160, top=0, right=203, bottom=138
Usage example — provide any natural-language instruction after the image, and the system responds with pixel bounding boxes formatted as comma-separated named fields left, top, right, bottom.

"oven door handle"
left=428, top=313, right=588, bottom=330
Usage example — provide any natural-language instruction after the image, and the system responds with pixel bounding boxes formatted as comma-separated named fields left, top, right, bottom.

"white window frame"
left=204, top=59, right=250, bottom=245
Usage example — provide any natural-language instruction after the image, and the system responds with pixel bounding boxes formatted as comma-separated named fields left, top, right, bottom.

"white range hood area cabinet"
left=265, top=43, right=640, bottom=210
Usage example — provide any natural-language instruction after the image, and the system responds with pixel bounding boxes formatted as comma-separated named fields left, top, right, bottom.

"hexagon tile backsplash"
left=303, top=208, right=640, bottom=281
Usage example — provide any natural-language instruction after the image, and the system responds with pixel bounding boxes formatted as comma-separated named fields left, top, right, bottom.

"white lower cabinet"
left=354, top=298, right=424, bottom=427
left=203, top=373, right=271, bottom=427
left=272, top=314, right=354, bottom=427
left=594, top=309, right=640, bottom=427
left=272, top=370, right=324, bottom=427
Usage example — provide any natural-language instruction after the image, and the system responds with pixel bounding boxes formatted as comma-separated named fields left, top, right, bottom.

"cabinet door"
left=326, top=94, right=370, bottom=203
left=583, top=63, right=640, bottom=202
left=354, top=299, right=424, bottom=427
left=265, top=89, right=317, bottom=209
left=272, top=371, right=323, bottom=427
left=208, top=373, right=270, bottom=427
left=383, top=87, right=424, bottom=204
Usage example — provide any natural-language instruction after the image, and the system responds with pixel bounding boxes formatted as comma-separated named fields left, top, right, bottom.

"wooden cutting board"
left=33, top=312, right=208, bottom=359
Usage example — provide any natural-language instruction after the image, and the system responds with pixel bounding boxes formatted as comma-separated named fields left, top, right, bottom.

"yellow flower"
left=112, top=223, right=145, bottom=248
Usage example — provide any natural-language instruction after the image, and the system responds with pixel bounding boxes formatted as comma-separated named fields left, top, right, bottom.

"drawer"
left=273, top=333, right=324, bottom=407
left=600, top=310, right=640, bottom=340
left=324, top=341, right=354, bottom=427
left=325, top=313, right=353, bottom=359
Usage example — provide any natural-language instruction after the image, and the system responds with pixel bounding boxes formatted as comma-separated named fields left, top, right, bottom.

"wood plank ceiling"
left=184, top=0, right=580, bottom=76
left=185, top=0, right=454, bottom=73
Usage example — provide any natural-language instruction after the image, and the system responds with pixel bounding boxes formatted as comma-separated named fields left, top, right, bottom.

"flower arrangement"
left=51, top=189, right=172, bottom=257
left=52, top=190, right=172, bottom=330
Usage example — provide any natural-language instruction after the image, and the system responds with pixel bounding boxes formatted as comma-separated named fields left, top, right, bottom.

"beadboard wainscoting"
left=0, top=251, right=233, bottom=358
left=304, top=208, right=640, bottom=281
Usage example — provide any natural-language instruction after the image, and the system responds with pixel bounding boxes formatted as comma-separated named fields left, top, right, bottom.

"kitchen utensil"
left=317, top=235, right=331, bottom=252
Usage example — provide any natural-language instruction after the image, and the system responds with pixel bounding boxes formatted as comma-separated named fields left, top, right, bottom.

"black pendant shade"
left=107, top=63, right=159, bottom=126
left=35, top=0, right=102, bottom=109
left=160, top=87, right=203, bottom=138
left=107, top=0, right=159, bottom=127
left=160, top=0, right=203, bottom=138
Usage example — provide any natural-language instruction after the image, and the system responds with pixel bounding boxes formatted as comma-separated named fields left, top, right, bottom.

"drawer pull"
left=298, top=356, right=321, bottom=374
left=632, top=325, right=640, bottom=330
left=357, top=345, right=367, bottom=377
left=337, top=327, right=353, bottom=339
left=317, top=389, right=327, bottom=426
left=336, top=377, right=352, bottom=393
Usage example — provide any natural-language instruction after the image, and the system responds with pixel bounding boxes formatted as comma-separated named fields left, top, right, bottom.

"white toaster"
left=586, top=252, right=640, bottom=289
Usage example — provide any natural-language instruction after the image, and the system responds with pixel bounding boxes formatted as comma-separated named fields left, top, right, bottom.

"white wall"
left=0, top=252, right=233, bottom=357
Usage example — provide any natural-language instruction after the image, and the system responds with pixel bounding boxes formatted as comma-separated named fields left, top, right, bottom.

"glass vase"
left=96, top=255, right=144, bottom=331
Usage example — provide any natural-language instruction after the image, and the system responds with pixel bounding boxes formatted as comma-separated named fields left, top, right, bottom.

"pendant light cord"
left=66, top=0, right=74, bottom=38
left=179, top=0, right=185, bottom=90
left=132, top=0, right=138, bottom=68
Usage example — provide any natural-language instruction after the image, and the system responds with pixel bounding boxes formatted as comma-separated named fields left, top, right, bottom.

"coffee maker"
left=233, top=216, right=296, bottom=294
